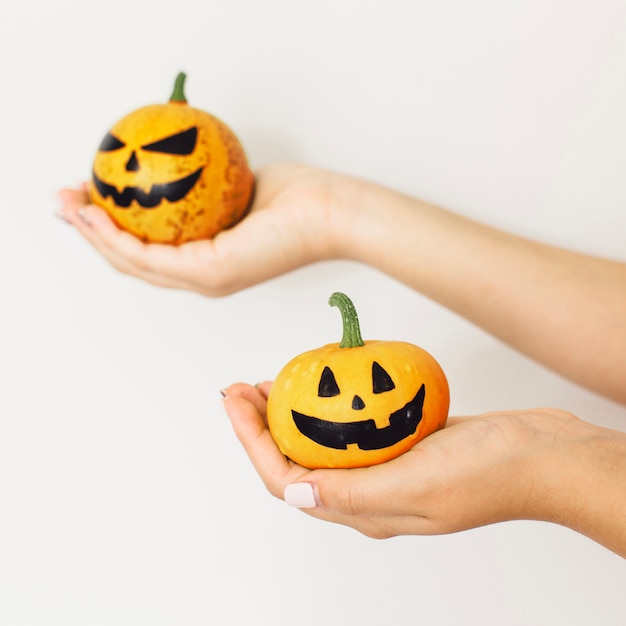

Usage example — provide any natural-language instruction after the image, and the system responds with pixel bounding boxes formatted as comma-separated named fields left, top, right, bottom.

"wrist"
left=325, top=172, right=462, bottom=302
left=326, top=173, right=421, bottom=263
left=525, top=411, right=626, bottom=556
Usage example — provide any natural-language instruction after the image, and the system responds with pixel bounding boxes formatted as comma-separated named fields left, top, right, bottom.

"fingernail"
left=55, top=210, right=72, bottom=225
left=284, top=483, right=317, bottom=508
left=220, top=389, right=229, bottom=398
left=78, top=208, right=92, bottom=226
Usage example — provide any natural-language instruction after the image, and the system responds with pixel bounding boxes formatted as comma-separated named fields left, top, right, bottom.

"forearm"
left=333, top=179, right=626, bottom=403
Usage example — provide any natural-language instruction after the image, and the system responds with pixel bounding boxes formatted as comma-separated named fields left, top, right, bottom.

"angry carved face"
left=89, top=99, right=253, bottom=245
left=92, top=125, right=202, bottom=208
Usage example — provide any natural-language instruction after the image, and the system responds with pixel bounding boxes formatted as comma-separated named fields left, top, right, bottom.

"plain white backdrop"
left=1, top=0, right=625, bottom=624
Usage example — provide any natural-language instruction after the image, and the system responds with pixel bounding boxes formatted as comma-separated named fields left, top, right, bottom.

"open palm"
left=223, top=381, right=573, bottom=539
left=58, top=163, right=341, bottom=295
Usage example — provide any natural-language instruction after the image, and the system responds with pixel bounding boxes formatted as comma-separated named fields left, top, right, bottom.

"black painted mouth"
left=291, top=384, right=425, bottom=450
left=92, top=167, right=203, bottom=209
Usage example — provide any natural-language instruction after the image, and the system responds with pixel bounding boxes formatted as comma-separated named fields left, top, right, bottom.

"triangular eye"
left=142, top=127, right=198, bottom=155
left=372, top=361, right=395, bottom=394
left=99, top=132, right=125, bottom=152
left=318, top=366, right=340, bottom=397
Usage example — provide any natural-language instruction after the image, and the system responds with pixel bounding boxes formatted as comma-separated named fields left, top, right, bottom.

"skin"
left=58, top=163, right=626, bottom=557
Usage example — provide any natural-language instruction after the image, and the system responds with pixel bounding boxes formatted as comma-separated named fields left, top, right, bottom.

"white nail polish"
left=55, top=210, right=71, bottom=225
left=284, top=483, right=317, bottom=508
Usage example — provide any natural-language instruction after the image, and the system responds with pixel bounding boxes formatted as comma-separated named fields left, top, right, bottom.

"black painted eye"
left=372, top=361, right=395, bottom=394
left=99, top=132, right=125, bottom=152
left=142, top=127, right=198, bottom=155
left=318, top=366, right=340, bottom=397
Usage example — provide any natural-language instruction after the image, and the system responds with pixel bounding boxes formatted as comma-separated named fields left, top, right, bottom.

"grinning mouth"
left=92, top=167, right=203, bottom=209
left=291, top=384, right=425, bottom=450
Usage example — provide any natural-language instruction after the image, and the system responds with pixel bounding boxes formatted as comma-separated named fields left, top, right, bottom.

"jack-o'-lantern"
left=89, top=72, right=254, bottom=245
left=267, top=292, right=450, bottom=469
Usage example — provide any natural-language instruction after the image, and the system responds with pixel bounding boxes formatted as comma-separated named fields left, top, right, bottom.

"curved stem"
left=329, top=292, right=365, bottom=348
left=170, top=72, right=187, bottom=103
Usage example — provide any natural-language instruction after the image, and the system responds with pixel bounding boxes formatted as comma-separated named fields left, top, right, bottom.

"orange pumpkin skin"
left=267, top=294, right=450, bottom=469
left=88, top=73, right=254, bottom=245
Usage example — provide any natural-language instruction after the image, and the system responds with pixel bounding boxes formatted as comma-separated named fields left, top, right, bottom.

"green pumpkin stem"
left=170, top=72, right=188, bottom=103
left=329, top=292, right=365, bottom=349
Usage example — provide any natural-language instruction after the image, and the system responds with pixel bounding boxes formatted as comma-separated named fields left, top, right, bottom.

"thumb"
left=289, top=453, right=420, bottom=518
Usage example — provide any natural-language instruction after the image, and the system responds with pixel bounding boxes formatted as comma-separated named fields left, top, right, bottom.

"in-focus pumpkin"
left=88, top=72, right=254, bottom=245
left=267, top=292, right=450, bottom=469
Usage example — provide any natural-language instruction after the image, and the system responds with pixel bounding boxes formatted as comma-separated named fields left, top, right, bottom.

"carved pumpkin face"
left=89, top=73, right=254, bottom=245
left=267, top=293, right=450, bottom=469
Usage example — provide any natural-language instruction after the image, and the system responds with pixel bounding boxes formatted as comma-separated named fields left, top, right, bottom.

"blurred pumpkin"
left=267, top=292, right=450, bottom=469
left=89, top=72, right=254, bottom=245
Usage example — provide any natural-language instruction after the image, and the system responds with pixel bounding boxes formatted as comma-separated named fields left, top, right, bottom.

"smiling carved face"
left=267, top=340, right=450, bottom=469
left=89, top=90, right=254, bottom=245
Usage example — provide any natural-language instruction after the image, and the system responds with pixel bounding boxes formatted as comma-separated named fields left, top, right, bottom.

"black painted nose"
left=125, top=151, right=140, bottom=171
left=352, top=395, right=366, bottom=410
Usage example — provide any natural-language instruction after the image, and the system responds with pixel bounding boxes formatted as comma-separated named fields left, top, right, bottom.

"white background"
left=1, top=1, right=625, bottom=624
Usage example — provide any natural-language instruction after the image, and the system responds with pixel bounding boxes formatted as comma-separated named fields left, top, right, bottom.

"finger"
left=299, top=506, right=439, bottom=538
left=81, top=206, right=218, bottom=292
left=307, top=447, right=441, bottom=519
left=223, top=386, right=447, bottom=535
left=255, top=380, right=273, bottom=400
left=62, top=203, right=198, bottom=291
left=222, top=382, right=270, bottom=418
left=58, top=184, right=202, bottom=290
left=285, top=470, right=438, bottom=539
left=223, top=394, right=309, bottom=500
left=58, top=185, right=90, bottom=206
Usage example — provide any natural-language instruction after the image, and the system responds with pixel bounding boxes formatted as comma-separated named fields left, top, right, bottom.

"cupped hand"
left=223, top=382, right=580, bottom=539
left=57, top=163, right=348, bottom=296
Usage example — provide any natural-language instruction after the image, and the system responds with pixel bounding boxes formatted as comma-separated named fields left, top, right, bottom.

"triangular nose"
left=352, top=395, right=366, bottom=410
left=125, top=151, right=140, bottom=171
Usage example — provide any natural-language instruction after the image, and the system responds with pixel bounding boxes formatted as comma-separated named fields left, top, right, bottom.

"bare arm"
left=59, top=162, right=626, bottom=403
left=332, top=179, right=626, bottom=403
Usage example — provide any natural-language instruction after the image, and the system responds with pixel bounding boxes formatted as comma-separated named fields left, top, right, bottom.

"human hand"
left=57, top=163, right=354, bottom=296
left=222, top=382, right=626, bottom=550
